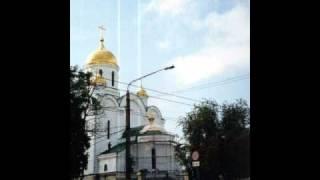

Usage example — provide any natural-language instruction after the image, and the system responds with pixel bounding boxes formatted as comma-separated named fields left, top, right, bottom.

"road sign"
left=192, top=161, right=200, bottom=167
left=192, top=151, right=199, bottom=161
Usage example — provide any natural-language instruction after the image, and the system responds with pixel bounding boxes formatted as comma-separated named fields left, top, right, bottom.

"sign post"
left=191, top=151, right=200, bottom=180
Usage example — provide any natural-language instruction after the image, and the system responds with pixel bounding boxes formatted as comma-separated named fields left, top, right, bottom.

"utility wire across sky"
left=105, top=73, right=250, bottom=104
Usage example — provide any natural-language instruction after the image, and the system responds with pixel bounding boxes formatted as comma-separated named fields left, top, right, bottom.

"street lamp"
left=125, top=65, right=175, bottom=180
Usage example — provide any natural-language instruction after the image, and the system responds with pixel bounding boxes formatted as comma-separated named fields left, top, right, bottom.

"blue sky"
left=71, top=0, right=250, bottom=137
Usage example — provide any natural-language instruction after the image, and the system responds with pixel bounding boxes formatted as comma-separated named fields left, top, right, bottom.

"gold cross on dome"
left=98, top=25, right=106, bottom=39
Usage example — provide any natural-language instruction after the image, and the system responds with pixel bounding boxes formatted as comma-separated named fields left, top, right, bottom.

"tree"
left=178, top=99, right=250, bottom=180
left=70, top=66, right=101, bottom=179
left=221, top=99, right=249, bottom=133
left=221, top=99, right=250, bottom=179
left=179, top=100, right=221, bottom=179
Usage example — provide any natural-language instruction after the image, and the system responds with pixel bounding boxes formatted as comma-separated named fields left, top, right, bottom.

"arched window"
left=112, top=71, right=114, bottom=86
left=104, top=164, right=108, bottom=171
left=99, top=69, right=103, bottom=76
left=107, top=120, right=110, bottom=139
left=108, top=142, right=111, bottom=150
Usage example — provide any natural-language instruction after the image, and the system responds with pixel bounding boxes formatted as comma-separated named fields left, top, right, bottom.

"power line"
left=105, top=78, right=202, bottom=103
left=94, top=76, right=249, bottom=110
left=148, top=95, right=194, bottom=107
left=105, top=73, right=249, bottom=105
left=168, top=73, right=250, bottom=94
left=95, top=129, right=125, bottom=144
left=117, top=88, right=195, bottom=107
left=95, top=128, right=125, bottom=140
left=88, top=98, right=225, bottom=122
left=88, top=78, right=245, bottom=123
left=196, top=77, right=249, bottom=91
left=98, top=106, right=181, bottom=121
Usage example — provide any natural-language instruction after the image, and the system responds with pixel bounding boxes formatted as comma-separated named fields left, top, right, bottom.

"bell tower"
left=85, top=26, right=120, bottom=97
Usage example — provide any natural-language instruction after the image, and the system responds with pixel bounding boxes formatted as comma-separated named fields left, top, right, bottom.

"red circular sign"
left=192, top=151, right=199, bottom=161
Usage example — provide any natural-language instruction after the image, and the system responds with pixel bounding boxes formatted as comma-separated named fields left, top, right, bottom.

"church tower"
left=82, top=27, right=181, bottom=178
left=85, top=26, right=120, bottom=97
left=84, top=26, right=120, bottom=175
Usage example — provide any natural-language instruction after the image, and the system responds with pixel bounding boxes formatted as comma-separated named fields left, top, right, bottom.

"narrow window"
left=112, top=71, right=115, bottom=86
left=107, top=120, right=110, bottom=139
left=99, top=69, right=103, bottom=76
left=104, top=164, right=108, bottom=171
left=108, top=142, right=111, bottom=150
left=152, top=148, right=156, bottom=169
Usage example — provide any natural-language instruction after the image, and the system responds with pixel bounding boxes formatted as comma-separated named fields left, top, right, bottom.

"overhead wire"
left=105, top=78, right=202, bottom=103
left=168, top=73, right=250, bottom=94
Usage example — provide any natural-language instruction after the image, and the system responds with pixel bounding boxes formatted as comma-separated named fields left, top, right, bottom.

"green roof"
left=100, top=142, right=126, bottom=155
left=121, top=126, right=170, bottom=138
left=121, top=126, right=144, bottom=138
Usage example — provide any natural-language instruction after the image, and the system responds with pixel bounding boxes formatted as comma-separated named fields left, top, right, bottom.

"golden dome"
left=137, top=86, right=148, bottom=97
left=86, top=39, right=118, bottom=66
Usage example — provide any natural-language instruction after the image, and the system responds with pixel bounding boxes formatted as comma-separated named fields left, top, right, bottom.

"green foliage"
left=178, top=99, right=250, bottom=180
left=221, top=99, right=250, bottom=133
left=70, top=66, right=100, bottom=179
left=180, top=100, right=220, bottom=148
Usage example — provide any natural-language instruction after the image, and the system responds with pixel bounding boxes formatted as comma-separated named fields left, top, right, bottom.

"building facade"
left=83, top=32, right=182, bottom=179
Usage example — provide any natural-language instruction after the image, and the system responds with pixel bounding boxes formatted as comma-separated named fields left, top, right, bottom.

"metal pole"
left=125, top=90, right=131, bottom=180
left=125, top=65, right=174, bottom=180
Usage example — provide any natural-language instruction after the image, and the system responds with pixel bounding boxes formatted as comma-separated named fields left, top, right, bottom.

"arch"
left=119, top=93, right=147, bottom=127
left=119, top=93, right=146, bottom=112
left=97, top=95, right=120, bottom=138
left=147, top=106, right=163, bottom=119
left=101, top=95, right=119, bottom=107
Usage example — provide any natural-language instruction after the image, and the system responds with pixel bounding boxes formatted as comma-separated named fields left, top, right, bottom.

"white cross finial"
left=98, top=25, right=106, bottom=49
left=98, top=25, right=106, bottom=40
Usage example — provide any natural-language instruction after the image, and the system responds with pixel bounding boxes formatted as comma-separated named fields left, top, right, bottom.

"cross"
left=98, top=25, right=106, bottom=39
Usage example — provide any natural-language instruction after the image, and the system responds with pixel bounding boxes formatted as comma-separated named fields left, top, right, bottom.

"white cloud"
left=203, top=5, right=250, bottom=46
left=171, top=45, right=249, bottom=85
left=168, top=3, right=250, bottom=85
left=144, top=0, right=190, bottom=16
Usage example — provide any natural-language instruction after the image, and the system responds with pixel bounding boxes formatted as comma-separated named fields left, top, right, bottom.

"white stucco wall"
left=85, top=64, right=119, bottom=88
left=137, top=134, right=175, bottom=170
left=86, top=64, right=120, bottom=97
left=84, top=137, right=95, bottom=175
left=98, top=153, right=117, bottom=173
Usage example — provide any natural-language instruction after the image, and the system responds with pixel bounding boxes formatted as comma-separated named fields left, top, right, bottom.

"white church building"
left=82, top=31, right=183, bottom=180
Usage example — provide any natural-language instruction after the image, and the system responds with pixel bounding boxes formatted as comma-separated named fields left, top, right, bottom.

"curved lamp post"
left=125, top=65, right=175, bottom=180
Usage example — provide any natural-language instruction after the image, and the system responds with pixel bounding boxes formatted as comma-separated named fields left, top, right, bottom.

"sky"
left=70, top=0, right=250, bottom=137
